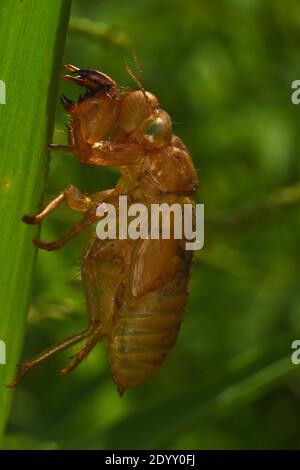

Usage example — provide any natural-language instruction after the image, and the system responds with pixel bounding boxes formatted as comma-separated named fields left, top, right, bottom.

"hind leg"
left=59, top=240, right=127, bottom=375
left=7, top=264, right=104, bottom=388
left=59, top=326, right=102, bottom=375
left=7, top=242, right=119, bottom=388
left=7, top=326, right=96, bottom=388
left=8, top=238, right=128, bottom=387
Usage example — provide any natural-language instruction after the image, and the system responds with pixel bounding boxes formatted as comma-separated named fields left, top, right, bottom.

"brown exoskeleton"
left=8, top=63, right=198, bottom=395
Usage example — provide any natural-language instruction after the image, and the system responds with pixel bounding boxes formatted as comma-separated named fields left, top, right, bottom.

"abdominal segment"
left=107, top=251, right=192, bottom=395
left=84, top=236, right=192, bottom=395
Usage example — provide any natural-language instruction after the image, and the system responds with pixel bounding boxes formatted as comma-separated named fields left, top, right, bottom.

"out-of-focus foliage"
left=4, top=0, right=300, bottom=449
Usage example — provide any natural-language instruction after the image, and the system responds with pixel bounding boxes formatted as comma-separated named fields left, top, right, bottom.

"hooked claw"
left=62, top=63, right=118, bottom=94
left=60, top=94, right=75, bottom=112
left=60, top=64, right=119, bottom=111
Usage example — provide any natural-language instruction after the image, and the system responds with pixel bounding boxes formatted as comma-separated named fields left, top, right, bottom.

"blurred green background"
left=4, top=0, right=300, bottom=449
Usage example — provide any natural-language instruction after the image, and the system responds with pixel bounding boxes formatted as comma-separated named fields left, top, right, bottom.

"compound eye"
left=144, top=117, right=165, bottom=138
left=143, top=113, right=172, bottom=146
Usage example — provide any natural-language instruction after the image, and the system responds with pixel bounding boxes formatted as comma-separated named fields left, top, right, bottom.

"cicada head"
left=61, top=64, right=121, bottom=145
left=118, top=90, right=172, bottom=149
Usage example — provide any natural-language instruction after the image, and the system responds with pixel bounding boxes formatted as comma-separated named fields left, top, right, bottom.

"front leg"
left=76, top=140, right=146, bottom=166
left=48, top=139, right=144, bottom=166
left=49, top=120, right=145, bottom=166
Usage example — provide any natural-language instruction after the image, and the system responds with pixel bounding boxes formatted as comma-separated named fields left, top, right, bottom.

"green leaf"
left=0, top=0, right=71, bottom=444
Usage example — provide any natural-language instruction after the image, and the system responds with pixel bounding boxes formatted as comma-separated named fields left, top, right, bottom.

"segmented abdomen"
left=108, top=255, right=192, bottom=395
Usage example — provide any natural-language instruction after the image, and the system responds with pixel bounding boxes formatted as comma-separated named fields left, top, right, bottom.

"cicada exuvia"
left=8, top=61, right=198, bottom=395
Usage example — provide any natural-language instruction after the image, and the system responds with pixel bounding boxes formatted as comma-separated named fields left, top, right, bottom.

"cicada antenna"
left=133, top=51, right=144, bottom=83
left=125, top=52, right=152, bottom=111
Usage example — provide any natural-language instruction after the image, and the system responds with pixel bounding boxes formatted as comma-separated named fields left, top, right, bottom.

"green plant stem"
left=69, top=17, right=132, bottom=51
left=0, top=0, right=72, bottom=443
